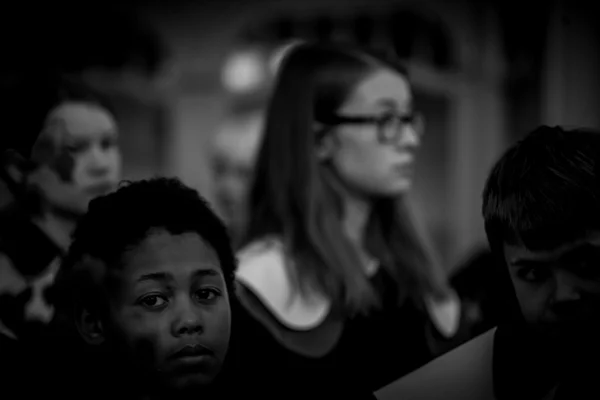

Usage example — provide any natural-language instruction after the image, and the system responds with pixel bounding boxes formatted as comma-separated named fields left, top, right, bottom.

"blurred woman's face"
left=27, top=101, right=121, bottom=216
left=319, top=68, right=422, bottom=198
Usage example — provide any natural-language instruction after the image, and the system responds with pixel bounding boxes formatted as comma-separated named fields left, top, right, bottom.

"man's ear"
left=1, top=149, right=36, bottom=184
left=76, top=306, right=106, bottom=346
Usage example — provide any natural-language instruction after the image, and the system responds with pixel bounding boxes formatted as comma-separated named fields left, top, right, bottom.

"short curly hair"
left=54, top=177, right=237, bottom=317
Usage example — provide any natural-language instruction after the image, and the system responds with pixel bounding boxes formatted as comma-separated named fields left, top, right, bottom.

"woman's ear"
left=314, top=122, right=336, bottom=162
left=76, top=306, right=106, bottom=346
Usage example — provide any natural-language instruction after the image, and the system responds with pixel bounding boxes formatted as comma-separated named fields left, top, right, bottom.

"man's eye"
left=518, top=267, right=548, bottom=283
left=196, top=288, right=221, bottom=302
left=140, top=295, right=168, bottom=309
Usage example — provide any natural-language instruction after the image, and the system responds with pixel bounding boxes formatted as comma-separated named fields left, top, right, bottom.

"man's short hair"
left=483, top=125, right=600, bottom=257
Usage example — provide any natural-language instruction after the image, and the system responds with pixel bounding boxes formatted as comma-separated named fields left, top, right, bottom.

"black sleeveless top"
left=236, top=266, right=436, bottom=394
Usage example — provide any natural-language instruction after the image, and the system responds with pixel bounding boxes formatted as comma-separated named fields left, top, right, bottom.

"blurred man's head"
left=0, top=75, right=121, bottom=218
left=483, top=126, right=600, bottom=352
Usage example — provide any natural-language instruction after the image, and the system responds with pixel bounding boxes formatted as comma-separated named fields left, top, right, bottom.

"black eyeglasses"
left=318, top=112, right=424, bottom=144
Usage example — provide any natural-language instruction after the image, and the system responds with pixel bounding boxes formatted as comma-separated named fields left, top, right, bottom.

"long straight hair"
left=241, top=42, right=450, bottom=315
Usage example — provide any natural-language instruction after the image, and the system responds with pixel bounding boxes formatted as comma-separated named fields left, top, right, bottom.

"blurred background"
left=1, top=0, right=599, bottom=272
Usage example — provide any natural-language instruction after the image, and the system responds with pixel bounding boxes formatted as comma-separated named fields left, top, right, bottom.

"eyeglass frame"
left=316, top=111, right=425, bottom=144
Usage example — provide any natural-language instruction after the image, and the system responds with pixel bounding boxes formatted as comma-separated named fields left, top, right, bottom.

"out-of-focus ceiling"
left=0, top=3, right=166, bottom=77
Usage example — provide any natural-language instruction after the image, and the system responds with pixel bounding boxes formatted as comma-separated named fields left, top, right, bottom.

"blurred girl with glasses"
left=235, top=42, right=460, bottom=394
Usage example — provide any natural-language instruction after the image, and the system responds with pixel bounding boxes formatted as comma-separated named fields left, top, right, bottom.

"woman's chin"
left=387, top=178, right=413, bottom=195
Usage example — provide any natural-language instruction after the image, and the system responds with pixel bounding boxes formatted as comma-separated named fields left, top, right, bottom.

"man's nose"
left=172, top=296, right=204, bottom=337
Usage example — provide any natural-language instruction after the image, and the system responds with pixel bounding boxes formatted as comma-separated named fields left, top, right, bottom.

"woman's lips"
left=394, top=162, right=414, bottom=176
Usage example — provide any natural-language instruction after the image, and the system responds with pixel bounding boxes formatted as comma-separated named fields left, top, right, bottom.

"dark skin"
left=79, top=230, right=232, bottom=397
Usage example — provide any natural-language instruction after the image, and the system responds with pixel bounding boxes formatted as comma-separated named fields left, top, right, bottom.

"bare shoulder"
left=376, top=328, right=497, bottom=400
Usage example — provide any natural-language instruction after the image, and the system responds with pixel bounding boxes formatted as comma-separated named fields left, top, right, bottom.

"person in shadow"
left=376, top=126, right=600, bottom=400
left=0, top=73, right=121, bottom=394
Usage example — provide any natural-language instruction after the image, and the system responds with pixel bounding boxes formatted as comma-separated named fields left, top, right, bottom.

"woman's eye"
left=140, top=295, right=168, bottom=309
left=377, top=113, right=395, bottom=125
left=101, top=137, right=118, bottom=150
left=66, top=143, right=87, bottom=153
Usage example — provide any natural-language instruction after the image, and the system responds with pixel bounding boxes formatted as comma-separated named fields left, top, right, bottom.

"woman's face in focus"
left=319, top=68, right=422, bottom=198
left=27, top=101, right=121, bottom=216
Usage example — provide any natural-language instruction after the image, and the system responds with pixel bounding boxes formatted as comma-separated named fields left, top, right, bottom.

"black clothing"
left=237, top=267, right=438, bottom=395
